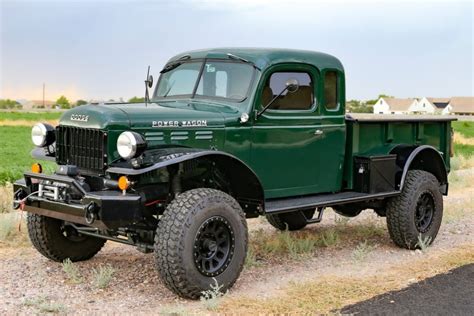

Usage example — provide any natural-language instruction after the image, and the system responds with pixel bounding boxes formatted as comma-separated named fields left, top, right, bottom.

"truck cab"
left=13, top=48, right=455, bottom=299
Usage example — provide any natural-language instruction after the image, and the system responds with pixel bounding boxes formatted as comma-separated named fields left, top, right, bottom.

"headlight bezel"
left=116, top=131, right=146, bottom=160
left=31, top=123, right=55, bottom=147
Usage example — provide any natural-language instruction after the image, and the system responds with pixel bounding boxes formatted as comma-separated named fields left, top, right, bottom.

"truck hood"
left=59, top=100, right=239, bottom=130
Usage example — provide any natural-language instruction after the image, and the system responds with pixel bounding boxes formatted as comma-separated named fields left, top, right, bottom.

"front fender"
left=107, top=148, right=265, bottom=214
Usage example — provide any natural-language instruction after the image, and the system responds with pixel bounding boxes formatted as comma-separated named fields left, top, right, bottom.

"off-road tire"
left=266, top=209, right=315, bottom=231
left=27, top=213, right=106, bottom=262
left=386, top=170, right=443, bottom=249
left=154, top=188, right=248, bottom=299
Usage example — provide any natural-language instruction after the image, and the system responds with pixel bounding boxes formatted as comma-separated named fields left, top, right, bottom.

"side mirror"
left=147, top=75, right=154, bottom=88
left=286, top=78, right=299, bottom=93
left=257, top=78, right=300, bottom=118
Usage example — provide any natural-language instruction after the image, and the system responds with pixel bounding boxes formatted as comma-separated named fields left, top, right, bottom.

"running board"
left=265, top=191, right=400, bottom=215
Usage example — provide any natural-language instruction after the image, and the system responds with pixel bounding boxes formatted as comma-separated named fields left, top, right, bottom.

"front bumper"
left=13, top=172, right=143, bottom=230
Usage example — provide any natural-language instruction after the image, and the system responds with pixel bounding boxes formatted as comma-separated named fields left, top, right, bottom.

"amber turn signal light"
left=31, top=163, right=43, bottom=173
left=118, top=176, right=130, bottom=191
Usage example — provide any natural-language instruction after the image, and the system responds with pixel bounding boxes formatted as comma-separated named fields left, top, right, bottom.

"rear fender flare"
left=392, top=145, right=448, bottom=195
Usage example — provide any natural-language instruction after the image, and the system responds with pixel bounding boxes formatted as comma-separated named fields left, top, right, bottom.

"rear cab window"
left=324, top=71, right=340, bottom=111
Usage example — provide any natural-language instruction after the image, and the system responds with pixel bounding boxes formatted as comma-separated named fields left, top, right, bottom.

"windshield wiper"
left=226, top=53, right=261, bottom=71
left=159, top=55, right=191, bottom=74
left=160, top=62, right=183, bottom=74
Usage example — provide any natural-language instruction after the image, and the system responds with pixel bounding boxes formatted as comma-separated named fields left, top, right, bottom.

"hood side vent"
left=195, top=131, right=213, bottom=140
left=145, top=131, right=164, bottom=141
left=170, top=131, right=189, bottom=141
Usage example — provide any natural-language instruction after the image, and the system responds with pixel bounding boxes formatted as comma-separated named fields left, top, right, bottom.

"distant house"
left=30, top=100, right=56, bottom=109
left=373, top=97, right=418, bottom=114
left=449, top=97, right=474, bottom=116
left=413, top=97, right=450, bottom=114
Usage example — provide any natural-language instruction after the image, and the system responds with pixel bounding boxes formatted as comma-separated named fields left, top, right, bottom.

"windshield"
left=153, top=60, right=255, bottom=102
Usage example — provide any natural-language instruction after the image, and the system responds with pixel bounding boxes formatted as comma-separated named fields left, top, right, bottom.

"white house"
left=412, top=97, right=450, bottom=114
left=373, top=97, right=418, bottom=114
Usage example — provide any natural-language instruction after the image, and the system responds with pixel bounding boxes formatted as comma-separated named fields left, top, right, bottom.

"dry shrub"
left=0, top=212, right=29, bottom=246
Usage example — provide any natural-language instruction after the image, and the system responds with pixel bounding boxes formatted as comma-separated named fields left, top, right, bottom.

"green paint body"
left=59, top=48, right=452, bottom=199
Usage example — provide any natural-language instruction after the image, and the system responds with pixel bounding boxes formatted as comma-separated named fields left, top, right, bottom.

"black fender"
left=391, top=145, right=448, bottom=195
left=107, top=148, right=265, bottom=215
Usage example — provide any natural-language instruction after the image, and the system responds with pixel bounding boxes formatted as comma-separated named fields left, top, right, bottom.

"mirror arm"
left=256, top=86, right=289, bottom=117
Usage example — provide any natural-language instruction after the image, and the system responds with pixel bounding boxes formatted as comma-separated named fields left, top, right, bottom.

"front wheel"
left=154, top=188, right=248, bottom=299
left=386, top=170, right=443, bottom=249
left=27, top=214, right=106, bottom=262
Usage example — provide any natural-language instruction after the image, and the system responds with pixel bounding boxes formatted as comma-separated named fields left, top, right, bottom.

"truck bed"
left=342, top=113, right=454, bottom=191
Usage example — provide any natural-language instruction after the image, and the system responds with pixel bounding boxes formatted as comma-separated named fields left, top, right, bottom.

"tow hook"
left=85, top=202, right=98, bottom=224
left=12, top=189, right=27, bottom=210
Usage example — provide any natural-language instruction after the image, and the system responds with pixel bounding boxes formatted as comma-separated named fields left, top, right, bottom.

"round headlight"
left=117, top=131, right=146, bottom=160
left=31, top=123, right=55, bottom=147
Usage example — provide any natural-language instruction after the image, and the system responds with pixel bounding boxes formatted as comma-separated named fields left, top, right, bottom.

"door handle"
left=314, top=129, right=324, bottom=136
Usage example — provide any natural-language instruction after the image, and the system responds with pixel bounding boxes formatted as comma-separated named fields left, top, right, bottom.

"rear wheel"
left=386, top=170, right=443, bottom=249
left=26, top=213, right=106, bottom=262
left=266, top=209, right=315, bottom=231
left=154, top=188, right=248, bottom=299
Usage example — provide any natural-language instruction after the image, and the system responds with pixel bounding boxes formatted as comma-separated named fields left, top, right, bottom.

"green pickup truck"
left=13, top=48, right=455, bottom=299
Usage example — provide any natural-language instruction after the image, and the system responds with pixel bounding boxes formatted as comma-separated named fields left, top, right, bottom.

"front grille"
left=56, top=126, right=107, bottom=173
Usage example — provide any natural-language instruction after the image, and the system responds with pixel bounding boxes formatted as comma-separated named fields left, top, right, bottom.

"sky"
left=0, top=0, right=472, bottom=102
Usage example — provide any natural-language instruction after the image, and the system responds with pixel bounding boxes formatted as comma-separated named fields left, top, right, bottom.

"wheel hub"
left=415, top=192, right=435, bottom=233
left=193, top=216, right=235, bottom=277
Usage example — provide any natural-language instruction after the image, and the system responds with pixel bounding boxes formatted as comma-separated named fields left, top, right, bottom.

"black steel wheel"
left=415, top=192, right=435, bottom=233
left=194, top=216, right=235, bottom=277
left=154, top=188, right=247, bottom=299
left=386, top=170, right=443, bottom=249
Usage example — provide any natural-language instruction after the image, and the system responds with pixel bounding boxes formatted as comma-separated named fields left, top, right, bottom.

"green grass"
left=0, top=126, right=56, bottom=184
left=452, top=121, right=473, bottom=157
left=454, top=143, right=474, bottom=157
left=452, top=121, right=474, bottom=138
left=0, top=111, right=61, bottom=122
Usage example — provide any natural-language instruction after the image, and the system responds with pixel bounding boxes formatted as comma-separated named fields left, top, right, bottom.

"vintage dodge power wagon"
left=13, top=48, right=455, bottom=298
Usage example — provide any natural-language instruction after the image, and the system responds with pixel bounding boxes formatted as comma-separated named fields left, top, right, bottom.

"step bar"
left=265, top=190, right=400, bottom=215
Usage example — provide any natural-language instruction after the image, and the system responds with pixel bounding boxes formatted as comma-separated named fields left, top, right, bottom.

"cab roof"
left=167, top=48, right=344, bottom=73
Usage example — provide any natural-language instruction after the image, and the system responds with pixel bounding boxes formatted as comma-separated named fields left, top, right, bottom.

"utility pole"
left=42, top=83, right=45, bottom=107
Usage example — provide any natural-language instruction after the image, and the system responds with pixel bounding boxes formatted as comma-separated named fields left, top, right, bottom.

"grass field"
left=0, top=111, right=62, bottom=122
left=452, top=121, right=474, bottom=138
left=0, top=126, right=56, bottom=184
left=0, top=114, right=472, bottom=184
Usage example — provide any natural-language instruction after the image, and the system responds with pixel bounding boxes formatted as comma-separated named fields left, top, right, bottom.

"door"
left=250, top=64, right=346, bottom=199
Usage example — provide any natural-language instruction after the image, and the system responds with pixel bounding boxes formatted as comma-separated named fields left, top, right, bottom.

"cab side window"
left=324, top=71, right=338, bottom=110
left=262, top=72, right=313, bottom=110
